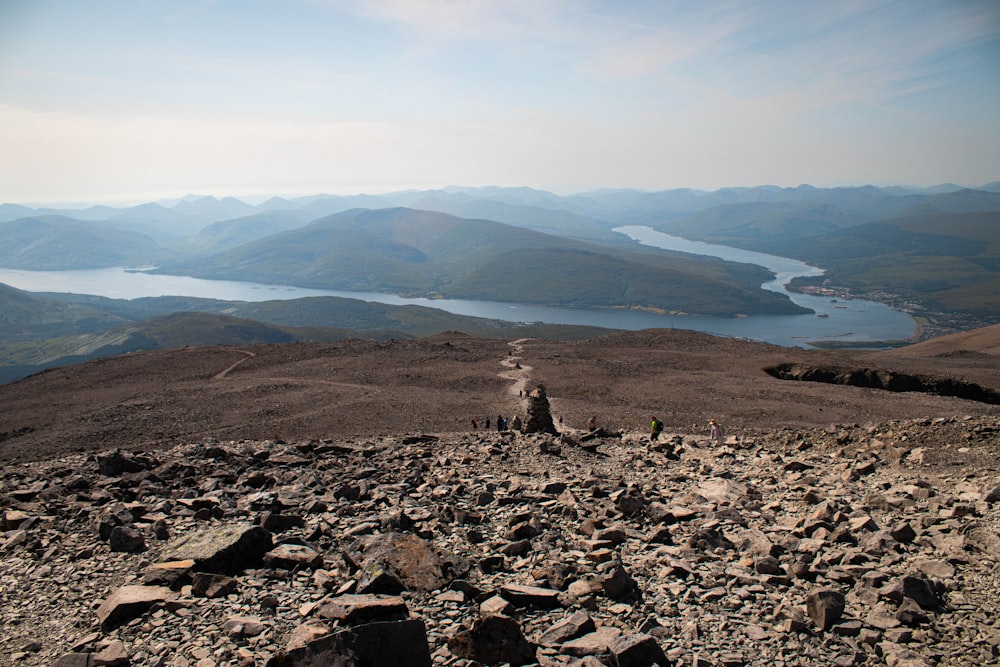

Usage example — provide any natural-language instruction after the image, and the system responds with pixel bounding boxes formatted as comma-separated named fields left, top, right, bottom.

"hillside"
left=0, top=285, right=616, bottom=384
left=0, top=215, right=173, bottom=269
left=0, top=282, right=127, bottom=341
left=776, top=211, right=1000, bottom=320
left=160, top=207, right=805, bottom=316
left=0, top=327, right=998, bottom=666
left=2, top=326, right=997, bottom=463
left=0, top=312, right=359, bottom=385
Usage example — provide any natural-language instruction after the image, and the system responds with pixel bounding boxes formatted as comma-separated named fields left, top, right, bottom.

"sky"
left=1, top=0, right=998, bottom=205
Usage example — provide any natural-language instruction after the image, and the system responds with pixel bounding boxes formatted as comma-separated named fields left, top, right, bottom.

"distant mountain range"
left=1, top=182, right=998, bottom=383
left=158, top=207, right=800, bottom=316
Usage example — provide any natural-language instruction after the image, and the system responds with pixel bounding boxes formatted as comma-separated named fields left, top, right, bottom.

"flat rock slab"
left=96, top=585, right=175, bottom=629
left=697, top=478, right=749, bottom=506
left=500, top=583, right=563, bottom=609
left=315, top=594, right=409, bottom=625
left=537, top=611, right=597, bottom=646
left=264, top=544, right=324, bottom=570
left=163, top=524, right=273, bottom=574
left=562, top=626, right=624, bottom=657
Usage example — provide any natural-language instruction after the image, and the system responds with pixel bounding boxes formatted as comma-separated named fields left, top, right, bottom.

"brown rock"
left=191, top=572, right=237, bottom=598
left=608, top=632, right=668, bottom=667
left=142, top=560, right=195, bottom=588
left=562, top=626, right=623, bottom=657
left=276, top=619, right=432, bottom=667
left=347, top=532, right=448, bottom=593
left=806, top=589, right=846, bottom=631
left=597, top=560, right=639, bottom=601
left=96, top=585, right=175, bottom=629
left=263, top=543, right=324, bottom=570
left=536, top=611, right=597, bottom=647
left=448, top=615, right=536, bottom=667
left=315, top=594, right=409, bottom=625
left=92, top=640, right=130, bottom=666
left=500, top=583, right=563, bottom=609
left=343, top=618, right=433, bottom=667
left=286, top=620, right=334, bottom=652
left=223, top=615, right=267, bottom=639
left=108, top=525, right=146, bottom=553
left=982, top=482, right=1000, bottom=503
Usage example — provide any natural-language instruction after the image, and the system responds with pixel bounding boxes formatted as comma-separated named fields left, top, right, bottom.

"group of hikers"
left=651, top=415, right=724, bottom=443
left=470, top=411, right=726, bottom=444
left=470, top=415, right=519, bottom=432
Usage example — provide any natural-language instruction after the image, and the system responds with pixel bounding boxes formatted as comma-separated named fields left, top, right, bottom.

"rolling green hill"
left=159, top=207, right=806, bottom=316
left=0, top=215, right=173, bottom=269
left=190, top=210, right=314, bottom=254
left=0, top=282, right=127, bottom=341
left=0, top=311, right=356, bottom=385
left=0, top=285, right=616, bottom=384
left=778, top=211, right=1000, bottom=317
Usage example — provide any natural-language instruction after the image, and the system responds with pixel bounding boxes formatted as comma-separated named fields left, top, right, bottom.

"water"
left=0, top=229, right=915, bottom=347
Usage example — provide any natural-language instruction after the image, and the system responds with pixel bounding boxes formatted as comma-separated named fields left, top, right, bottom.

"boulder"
left=608, top=633, right=668, bottom=667
left=448, top=615, right=536, bottom=667
left=274, top=619, right=432, bottom=667
left=346, top=532, right=448, bottom=593
left=163, top=523, right=273, bottom=574
left=806, top=589, right=846, bottom=631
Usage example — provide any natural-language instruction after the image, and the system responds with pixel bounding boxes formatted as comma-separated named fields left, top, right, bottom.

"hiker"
left=485, top=417, right=491, bottom=429
left=497, top=415, right=504, bottom=432
left=650, top=416, right=663, bottom=443
left=587, top=415, right=597, bottom=431
left=709, top=418, right=724, bottom=444
left=471, top=417, right=478, bottom=430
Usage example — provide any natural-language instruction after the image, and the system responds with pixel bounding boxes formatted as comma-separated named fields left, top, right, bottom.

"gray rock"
left=108, top=525, right=146, bottom=553
left=163, top=524, right=273, bottom=574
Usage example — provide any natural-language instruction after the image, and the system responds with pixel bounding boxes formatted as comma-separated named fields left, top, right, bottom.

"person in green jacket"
left=650, top=416, right=663, bottom=442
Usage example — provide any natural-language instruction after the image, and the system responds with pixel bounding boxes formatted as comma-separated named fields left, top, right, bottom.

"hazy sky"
left=1, top=0, right=998, bottom=204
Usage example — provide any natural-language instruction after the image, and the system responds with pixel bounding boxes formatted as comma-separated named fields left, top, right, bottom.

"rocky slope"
left=1, top=412, right=999, bottom=667
left=1, top=327, right=999, bottom=666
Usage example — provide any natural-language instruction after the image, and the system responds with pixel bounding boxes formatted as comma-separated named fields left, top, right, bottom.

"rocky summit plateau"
left=1, top=327, right=999, bottom=667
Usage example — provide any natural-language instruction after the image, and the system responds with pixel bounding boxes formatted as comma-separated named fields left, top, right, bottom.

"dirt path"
left=500, top=339, right=533, bottom=409
left=212, top=350, right=256, bottom=380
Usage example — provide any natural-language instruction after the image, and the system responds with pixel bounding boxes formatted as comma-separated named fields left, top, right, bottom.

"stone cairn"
left=522, top=384, right=557, bottom=434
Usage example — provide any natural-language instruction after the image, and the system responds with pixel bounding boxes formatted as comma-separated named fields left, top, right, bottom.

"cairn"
left=522, top=384, right=557, bottom=434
